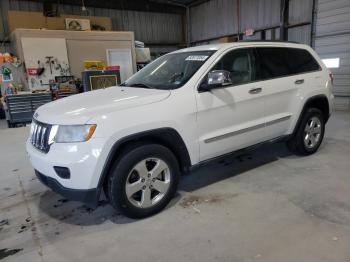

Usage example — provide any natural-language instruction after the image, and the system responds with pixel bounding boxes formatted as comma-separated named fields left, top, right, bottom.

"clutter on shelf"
left=81, top=58, right=122, bottom=91
left=135, top=41, right=151, bottom=71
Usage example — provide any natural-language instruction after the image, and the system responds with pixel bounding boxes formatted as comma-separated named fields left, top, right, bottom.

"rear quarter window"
left=256, top=47, right=321, bottom=80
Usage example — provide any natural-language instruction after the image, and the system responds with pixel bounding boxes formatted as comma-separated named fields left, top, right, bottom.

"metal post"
left=237, top=0, right=241, bottom=41
left=186, top=6, right=191, bottom=46
left=310, top=0, right=318, bottom=47
left=280, top=0, right=290, bottom=41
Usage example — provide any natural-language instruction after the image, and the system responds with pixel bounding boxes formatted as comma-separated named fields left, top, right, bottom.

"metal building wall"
left=288, top=0, right=313, bottom=24
left=190, top=0, right=238, bottom=43
left=239, top=0, right=280, bottom=31
left=288, top=25, right=311, bottom=44
left=0, top=0, right=184, bottom=45
left=189, top=0, right=314, bottom=45
left=315, top=0, right=350, bottom=110
left=287, top=0, right=313, bottom=45
left=189, top=0, right=281, bottom=43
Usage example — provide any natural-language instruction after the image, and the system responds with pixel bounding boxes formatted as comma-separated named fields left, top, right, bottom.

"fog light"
left=54, top=166, right=71, bottom=179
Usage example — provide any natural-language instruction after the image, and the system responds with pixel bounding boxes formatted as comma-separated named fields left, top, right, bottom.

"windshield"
left=122, top=51, right=215, bottom=90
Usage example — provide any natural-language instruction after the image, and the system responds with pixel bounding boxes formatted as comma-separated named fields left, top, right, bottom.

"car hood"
left=35, top=86, right=171, bottom=125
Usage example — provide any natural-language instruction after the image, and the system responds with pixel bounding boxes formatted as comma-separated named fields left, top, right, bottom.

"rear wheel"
left=108, top=144, right=180, bottom=218
left=287, top=108, right=325, bottom=155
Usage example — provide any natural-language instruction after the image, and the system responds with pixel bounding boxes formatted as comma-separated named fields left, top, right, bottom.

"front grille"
left=30, top=120, right=52, bottom=153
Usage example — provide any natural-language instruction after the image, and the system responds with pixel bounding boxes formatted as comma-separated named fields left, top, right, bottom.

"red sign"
left=106, top=65, right=120, bottom=71
left=27, top=68, right=39, bottom=76
left=244, top=29, right=254, bottom=36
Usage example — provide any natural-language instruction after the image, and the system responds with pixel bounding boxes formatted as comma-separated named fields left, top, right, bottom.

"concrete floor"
left=1, top=111, right=350, bottom=262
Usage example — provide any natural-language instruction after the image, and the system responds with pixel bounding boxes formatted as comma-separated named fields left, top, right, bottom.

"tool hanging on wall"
left=45, top=56, right=54, bottom=74
left=37, top=60, right=45, bottom=76
left=54, top=58, right=60, bottom=70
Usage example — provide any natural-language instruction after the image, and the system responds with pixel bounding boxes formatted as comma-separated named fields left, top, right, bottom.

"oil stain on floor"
left=180, top=193, right=240, bottom=208
left=0, top=248, right=23, bottom=260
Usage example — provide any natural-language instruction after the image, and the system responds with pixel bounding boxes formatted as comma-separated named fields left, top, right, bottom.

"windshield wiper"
left=119, top=82, right=126, bottom=86
left=128, top=83, right=154, bottom=89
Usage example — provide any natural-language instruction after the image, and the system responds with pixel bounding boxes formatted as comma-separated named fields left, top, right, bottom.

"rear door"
left=255, top=47, right=321, bottom=139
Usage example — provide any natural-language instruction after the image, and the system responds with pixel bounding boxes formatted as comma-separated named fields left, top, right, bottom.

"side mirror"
left=199, top=70, right=232, bottom=92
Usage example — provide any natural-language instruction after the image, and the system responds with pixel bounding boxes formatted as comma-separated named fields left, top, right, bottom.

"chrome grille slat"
left=40, top=127, right=46, bottom=149
left=35, top=125, right=41, bottom=148
left=30, top=120, right=52, bottom=153
left=34, top=124, right=39, bottom=146
left=31, top=123, right=37, bottom=144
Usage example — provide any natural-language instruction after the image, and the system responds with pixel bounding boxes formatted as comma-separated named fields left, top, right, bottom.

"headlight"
left=50, top=124, right=97, bottom=143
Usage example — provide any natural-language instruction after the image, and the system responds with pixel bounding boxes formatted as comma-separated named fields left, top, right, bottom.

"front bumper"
left=26, top=138, right=106, bottom=189
left=35, top=170, right=99, bottom=206
left=26, top=137, right=109, bottom=206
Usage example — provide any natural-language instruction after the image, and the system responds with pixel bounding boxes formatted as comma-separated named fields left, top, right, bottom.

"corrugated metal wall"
left=239, top=0, right=280, bottom=30
left=316, top=0, right=350, bottom=36
left=190, top=0, right=238, bottom=43
left=190, top=0, right=281, bottom=43
left=287, top=0, right=313, bottom=45
left=189, top=0, right=314, bottom=45
left=315, top=0, right=350, bottom=110
left=0, top=0, right=184, bottom=44
left=288, top=0, right=313, bottom=24
left=288, top=25, right=311, bottom=44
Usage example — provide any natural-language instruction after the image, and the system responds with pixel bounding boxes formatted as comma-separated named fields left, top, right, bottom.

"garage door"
left=315, top=0, right=350, bottom=110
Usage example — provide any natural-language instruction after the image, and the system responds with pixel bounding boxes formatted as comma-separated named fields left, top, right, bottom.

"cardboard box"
left=7, top=11, right=112, bottom=32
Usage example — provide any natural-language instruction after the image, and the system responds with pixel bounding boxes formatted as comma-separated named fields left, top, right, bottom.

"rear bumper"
left=35, top=170, right=99, bottom=207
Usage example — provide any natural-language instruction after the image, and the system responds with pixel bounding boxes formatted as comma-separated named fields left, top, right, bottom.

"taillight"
left=329, top=73, right=334, bottom=85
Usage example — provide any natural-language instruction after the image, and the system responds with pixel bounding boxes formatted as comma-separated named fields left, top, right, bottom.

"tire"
left=108, top=143, right=180, bottom=218
left=287, top=108, right=325, bottom=155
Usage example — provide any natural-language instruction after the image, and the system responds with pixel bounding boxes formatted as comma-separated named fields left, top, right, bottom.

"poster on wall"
left=21, top=37, right=70, bottom=90
left=0, top=73, right=13, bottom=82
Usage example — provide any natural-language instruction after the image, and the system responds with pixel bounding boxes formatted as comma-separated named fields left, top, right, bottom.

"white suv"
left=27, top=41, right=334, bottom=218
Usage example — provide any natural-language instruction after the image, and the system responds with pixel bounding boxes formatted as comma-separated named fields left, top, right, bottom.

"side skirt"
left=190, top=135, right=291, bottom=172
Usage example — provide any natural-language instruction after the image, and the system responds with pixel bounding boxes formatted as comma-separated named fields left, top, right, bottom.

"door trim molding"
left=265, top=115, right=292, bottom=127
left=204, top=115, right=291, bottom=143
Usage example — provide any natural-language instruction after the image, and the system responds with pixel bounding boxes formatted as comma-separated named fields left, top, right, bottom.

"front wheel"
left=108, top=144, right=180, bottom=218
left=287, top=108, right=325, bottom=155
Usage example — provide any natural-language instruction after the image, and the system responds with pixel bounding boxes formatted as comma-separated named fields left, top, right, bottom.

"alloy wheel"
left=303, top=116, right=322, bottom=149
left=125, top=158, right=171, bottom=208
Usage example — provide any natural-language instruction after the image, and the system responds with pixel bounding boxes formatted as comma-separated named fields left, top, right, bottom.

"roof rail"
left=238, top=40, right=300, bottom=44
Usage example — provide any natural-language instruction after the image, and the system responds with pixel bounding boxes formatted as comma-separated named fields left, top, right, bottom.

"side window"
left=212, top=49, right=255, bottom=85
left=256, top=47, right=321, bottom=81
left=256, top=48, right=291, bottom=80
left=287, top=48, right=320, bottom=74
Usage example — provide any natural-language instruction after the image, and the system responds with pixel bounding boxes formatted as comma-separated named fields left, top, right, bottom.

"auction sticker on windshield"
left=185, top=55, right=209, bottom=61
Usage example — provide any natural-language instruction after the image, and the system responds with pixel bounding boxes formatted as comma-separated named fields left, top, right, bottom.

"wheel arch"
left=96, top=128, right=192, bottom=195
left=292, top=94, right=330, bottom=136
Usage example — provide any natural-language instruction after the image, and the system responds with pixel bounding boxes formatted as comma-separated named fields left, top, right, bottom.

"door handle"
left=249, top=87, right=262, bottom=94
left=295, top=79, right=304, bottom=85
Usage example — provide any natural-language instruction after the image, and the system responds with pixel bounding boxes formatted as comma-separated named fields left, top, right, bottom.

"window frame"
left=197, top=46, right=323, bottom=93
left=198, top=47, right=257, bottom=92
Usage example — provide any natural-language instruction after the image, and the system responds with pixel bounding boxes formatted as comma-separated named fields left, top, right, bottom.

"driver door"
left=195, top=48, right=267, bottom=161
